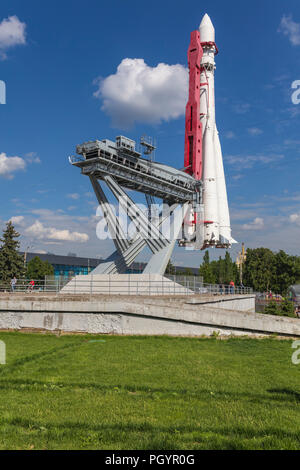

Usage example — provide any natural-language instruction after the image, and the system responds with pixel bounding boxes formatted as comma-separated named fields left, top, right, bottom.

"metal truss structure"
left=69, top=136, right=198, bottom=275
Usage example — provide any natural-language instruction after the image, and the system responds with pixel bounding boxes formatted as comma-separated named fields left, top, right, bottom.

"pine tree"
left=224, top=251, right=234, bottom=284
left=199, top=250, right=216, bottom=284
left=218, top=256, right=226, bottom=284
left=203, top=250, right=210, bottom=265
left=0, top=222, right=25, bottom=284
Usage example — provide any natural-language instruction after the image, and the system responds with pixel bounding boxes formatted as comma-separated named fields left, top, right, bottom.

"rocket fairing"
left=183, top=13, right=236, bottom=249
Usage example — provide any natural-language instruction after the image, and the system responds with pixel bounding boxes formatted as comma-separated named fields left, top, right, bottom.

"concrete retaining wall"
left=0, top=294, right=299, bottom=337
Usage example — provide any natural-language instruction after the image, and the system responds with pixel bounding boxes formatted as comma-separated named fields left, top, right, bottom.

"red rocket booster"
left=184, top=30, right=203, bottom=181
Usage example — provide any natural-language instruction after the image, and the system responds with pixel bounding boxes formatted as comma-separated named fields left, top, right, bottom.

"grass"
left=0, top=332, right=299, bottom=450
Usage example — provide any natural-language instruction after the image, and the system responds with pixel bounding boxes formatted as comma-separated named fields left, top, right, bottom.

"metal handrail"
left=1, top=277, right=253, bottom=297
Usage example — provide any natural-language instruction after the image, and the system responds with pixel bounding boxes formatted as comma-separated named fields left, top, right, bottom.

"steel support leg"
left=90, top=175, right=130, bottom=253
left=104, top=175, right=169, bottom=254
left=143, top=203, right=189, bottom=275
left=93, top=205, right=179, bottom=275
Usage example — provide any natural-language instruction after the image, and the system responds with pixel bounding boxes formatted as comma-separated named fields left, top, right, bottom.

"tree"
left=199, top=251, right=216, bottom=284
left=183, top=268, right=194, bottom=276
left=224, top=251, right=239, bottom=285
left=0, top=222, right=25, bottom=284
left=243, top=247, right=300, bottom=294
left=217, top=256, right=226, bottom=284
left=26, top=256, right=54, bottom=281
left=243, top=248, right=276, bottom=293
left=272, top=251, right=300, bottom=295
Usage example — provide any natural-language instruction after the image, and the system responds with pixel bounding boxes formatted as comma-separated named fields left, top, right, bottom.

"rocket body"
left=199, top=14, right=236, bottom=248
left=181, top=14, right=236, bottom=250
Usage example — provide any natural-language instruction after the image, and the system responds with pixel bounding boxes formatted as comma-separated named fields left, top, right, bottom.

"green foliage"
left=199, top=251, right=238, bottom=285
left=280, top=299, right=295, bottom=318
left=264, top=300, right=279, bottom=316
left=199, top=251, right=216, bottom=284
left=243, top=248, right=276, bottom=293
left=0, top=222, right=25, bottom=284
left=263, top=299, right=295, bottom=318
left=210, top=330, right=220, bottom=339
left=26, top=256, right=54, bottom=280
left=273, top=251, right=300, bottom=294
left=244, top=248, right=300, bottom=295
left=183, top=268, right=194, bottom=276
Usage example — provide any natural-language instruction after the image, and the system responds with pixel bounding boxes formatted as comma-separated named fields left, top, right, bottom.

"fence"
left=0, top=277, right=253, bottom=297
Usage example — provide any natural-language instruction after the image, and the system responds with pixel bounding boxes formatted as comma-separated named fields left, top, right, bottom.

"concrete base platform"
left=0, top=294, right=299, bottom=338
left=60, top=274, right=192, bottom=296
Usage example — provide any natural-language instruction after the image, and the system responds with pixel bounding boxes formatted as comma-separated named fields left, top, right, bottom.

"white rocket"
left=199, top=14, right=236, bottom=248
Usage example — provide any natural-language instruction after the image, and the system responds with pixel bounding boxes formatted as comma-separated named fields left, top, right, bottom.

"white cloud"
left=225, top=153, right=284, bottom=169
left=0, top=152, right=26, bottom=178
left=290, top=214, right=300, bottom=224
left=247, top=127, right=263, bottom=136
left=25, top=152, right=41, bottom=164
left=224, top=131, right=236, bottom=139
left=25, top=220, right=89, bottom=243
left=94, top=58, right=188, bottom=128
left=0, top=16, right=26, bottom=59
left=9, top=215, right=25, bottom=226
left=278, top=15, right=300, bottom=46
left=242, top=218, right=264, bottom=231
left=67, top=193, right=80, bottom=200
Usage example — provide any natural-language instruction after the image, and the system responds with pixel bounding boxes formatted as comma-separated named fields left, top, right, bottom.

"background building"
left=22, top=253, right=200, bottom=278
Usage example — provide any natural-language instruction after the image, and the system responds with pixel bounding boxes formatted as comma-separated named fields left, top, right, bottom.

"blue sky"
left=0, top=0, right=300, bottom=267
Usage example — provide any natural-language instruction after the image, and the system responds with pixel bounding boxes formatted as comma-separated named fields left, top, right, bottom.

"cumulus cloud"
left=25, top=220, right=89, bottom=242
left=0, top=16, right=26, bottom=59
left=94, top=58, right=188, bottom=128
left=278, top=15, right=300, bottom=46
left=242, top=218, right=264, bottom=231
left=9, top=216, right=25, bottom=226
left=0, top=152, right=26, bottom=178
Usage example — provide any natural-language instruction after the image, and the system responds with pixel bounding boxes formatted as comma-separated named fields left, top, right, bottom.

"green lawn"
left=0, top=332, right=299, bottom=450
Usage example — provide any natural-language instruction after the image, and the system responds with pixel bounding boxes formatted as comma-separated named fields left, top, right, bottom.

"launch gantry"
left=69, top=135, right=200, bottom=275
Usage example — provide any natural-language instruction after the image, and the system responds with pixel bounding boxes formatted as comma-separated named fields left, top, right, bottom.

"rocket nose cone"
left=200, top=13, right=213, bottom=27
left=199, top=13, right=215, bottom=43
